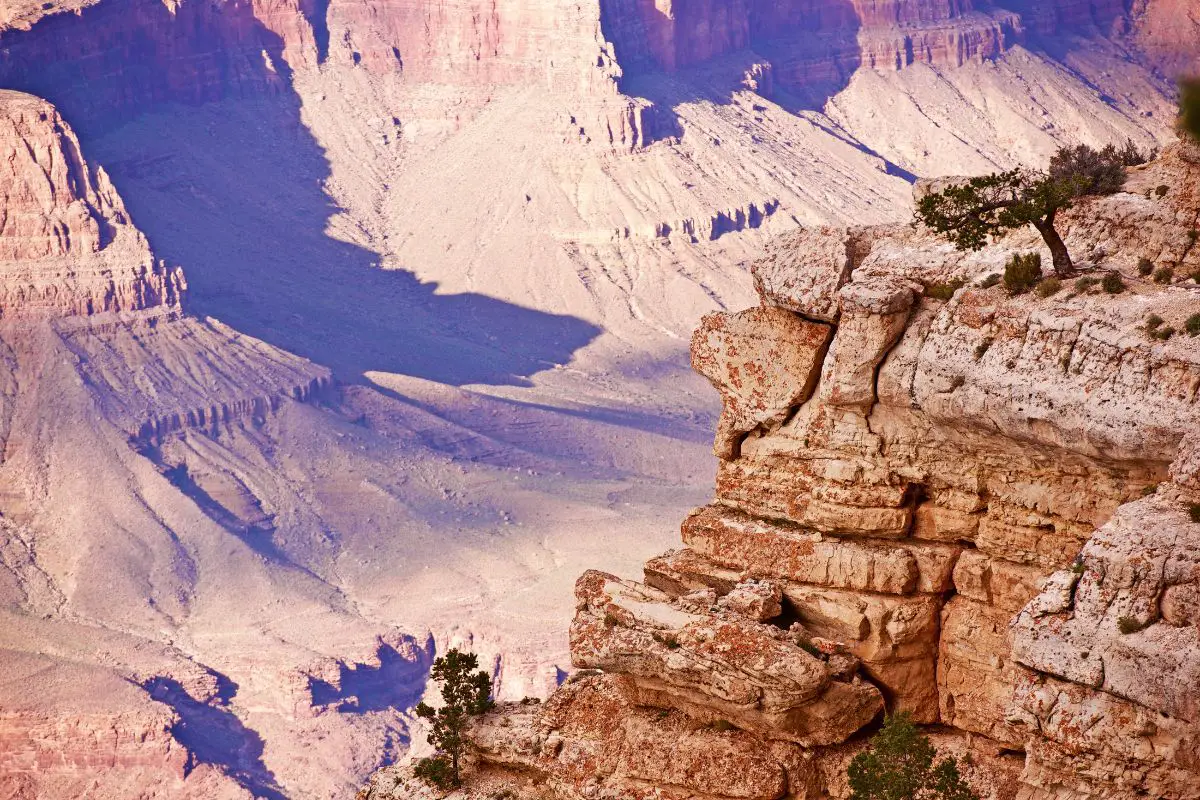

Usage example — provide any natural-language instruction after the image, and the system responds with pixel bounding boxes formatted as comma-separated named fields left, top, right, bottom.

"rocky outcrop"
left=0, top=90, right=183, bottom=319
left=373, top=143, right=1200, bottom=799
left=0, top=709, right=250, bottom=798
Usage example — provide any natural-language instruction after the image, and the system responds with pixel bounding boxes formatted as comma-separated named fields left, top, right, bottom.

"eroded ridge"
left=362, top=142, right=1200, bottom=800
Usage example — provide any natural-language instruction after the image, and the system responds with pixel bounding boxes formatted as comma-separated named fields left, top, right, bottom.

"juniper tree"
left=1182, top=79, right=1200, bottom=142
left=915, top=142, right=1149, bottom=276
left=413, top=649, right=493, bottom=789
left=848, top=713, right=979, bottom=800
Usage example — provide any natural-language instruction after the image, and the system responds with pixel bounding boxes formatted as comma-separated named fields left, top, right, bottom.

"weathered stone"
left=570, top=571, right=883, bottom=746
left=691, top=306, right=832, bottom=460
left=937, top=597, right=1025, bottom=746
left=952, top=550, right=1045, bottom=614
left=718, top=579, right=783, bottom=622
left=682, top=504, right=959, bottom=594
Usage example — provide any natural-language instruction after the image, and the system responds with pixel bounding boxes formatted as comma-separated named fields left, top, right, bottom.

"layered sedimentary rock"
left=0, top=91, right=183, bottom=318
left=363, top=143, right=1200, bottom=799
left=0, top=91, right=418, bottom=799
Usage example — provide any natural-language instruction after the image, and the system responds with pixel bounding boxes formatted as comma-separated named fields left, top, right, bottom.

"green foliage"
left=1156, top=185, right=1169, bottom=198
left=415, top=649, right=494, bottom=788
left=1154, top=266, right=1175, bottom=284
left=914, top=144, right=1147, bottom=276
left=1048, top=140, right=1148, bottom=195
left=1186, top=314, right=1200, bottom=336
left=1102, top=272, right=1125, bottom=294
left=848, top=713, right=979, bottom=800
left=1146, top=314, right=1164, bottom=330
left=979, top=273, right=1002, bottom=289
left=1190, top=503, right=1200, bottom=523
left=1137, top=257, right=1155, bottom=275
left=712, top=719, right=737, bottom=732
left=1118, top=616, right=1148, bottom=635
left=1151, top=326, right=1176, bottom=340
left=1074, top=276, right=1098, bottom=293
left=1141, top=485, right=1158, bottom=497
left=1035, top=277, right=1062, bottom=298
left=414, top=755, right=455, bottom=790
left=1004, top=252, right=1043, bottom=294
left=924, top=279, right=965, bottom=301
left=1181, top=79, right=1200, bottom=142
left=1191, top=270, right=1200, bottom=283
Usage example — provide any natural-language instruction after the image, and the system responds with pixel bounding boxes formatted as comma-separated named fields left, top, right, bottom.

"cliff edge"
left=362, top=141, right=1200, bottom=800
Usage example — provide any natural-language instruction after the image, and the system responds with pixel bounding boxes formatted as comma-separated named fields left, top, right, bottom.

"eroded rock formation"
left=362, top=142, right=1200, bottom=799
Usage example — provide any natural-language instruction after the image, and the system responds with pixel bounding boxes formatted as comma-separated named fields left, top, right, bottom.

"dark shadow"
left=0, top=0, right=601, bottom=389
left=304, top=0, right=333, bottom=64
left=309, top=640, right=433, bottom=714
left=142, top=675, right=287, bottom=800
left=598, top=0, right=863, bottom=129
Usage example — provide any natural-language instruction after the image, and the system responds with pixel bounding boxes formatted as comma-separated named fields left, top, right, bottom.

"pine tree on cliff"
left=413, top=649, right=494, bottom=789
left=848, top=713, right=979, bottom=800
left=1182, top=79, right=1200, bottom=142
left=915, top=142, right=1149, bottom=276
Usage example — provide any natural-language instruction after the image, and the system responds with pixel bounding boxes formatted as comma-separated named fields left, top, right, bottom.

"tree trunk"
left=1032, top=217, right=1073, bottom=276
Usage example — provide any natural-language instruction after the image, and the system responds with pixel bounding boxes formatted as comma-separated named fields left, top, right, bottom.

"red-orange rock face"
left=0, top=90, right=184, bottom=318
left=399, top=144, right=1200, bottom=800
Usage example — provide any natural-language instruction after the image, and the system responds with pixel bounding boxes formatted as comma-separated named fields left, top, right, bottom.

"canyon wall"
left=362, top=143, right=1200, bottom=799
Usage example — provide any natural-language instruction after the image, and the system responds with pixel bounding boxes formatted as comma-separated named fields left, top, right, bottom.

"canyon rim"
left=0, top=0, right=1198, bottom=798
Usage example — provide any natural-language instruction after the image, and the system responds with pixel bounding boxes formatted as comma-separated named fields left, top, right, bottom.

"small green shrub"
left=1154, top=266, right=1175, bottom=284
left=979, top=273, right=1002, bottom=289
left=1191, top=270, right=1200, bottom=283
left=1190, top=503, right=1200, bottom=523
left=798, top=640, right=822, bottom=658
left=1141, top=485, right=1158, bottom=497
left=847, top=713, right=979, bottom=800
left=1187, top=314, right=1200, bottom=336
left=1118, top=616, right=1148, bottom=635
left=1071, top=559, right=1085, bottom=574
left=1004, top=252, right=1043, bottom=294
left=925, top=278, right=965, bottom=301
left=1035, top=277, right=1062, bottom=298
left=1146, top=314, right=1164, bottom=330
left=1156, top=184, right=1169, bottom=197
left=1102, top=272, right=1126, bottom=293
left=712, top=719, right=737, bottom=732
left=1074, top=276, right=1098, bottom=293
left=414, top=756, right=455, bottom=790
left=1137, top=257, right=1155, bottom=275
left=973, top=339, right=992, bottom=360
left=1154, top=326, right=1176, bottom=340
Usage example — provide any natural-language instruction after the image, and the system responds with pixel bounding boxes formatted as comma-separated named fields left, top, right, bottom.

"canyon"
left=362, top=139, right=1200, bottom=800
left=0, top=0, right=1197, bottom=797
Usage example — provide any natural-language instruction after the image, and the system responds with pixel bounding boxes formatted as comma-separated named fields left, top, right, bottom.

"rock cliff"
left=362, top=142, right=1200, bottom=799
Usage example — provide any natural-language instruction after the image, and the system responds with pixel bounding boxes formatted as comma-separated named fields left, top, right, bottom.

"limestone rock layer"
left=366, top=144, right=1200, bottom=800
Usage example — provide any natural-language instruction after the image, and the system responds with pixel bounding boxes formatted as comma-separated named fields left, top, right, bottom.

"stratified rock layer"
left=377, top=143, right=1200, bottom=800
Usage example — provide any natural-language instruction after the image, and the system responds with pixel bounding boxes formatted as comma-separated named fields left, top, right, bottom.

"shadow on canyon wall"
left=0, top=0, right=601, bottom=389
left=598, top=0, right=865, bottom=118
left=595, top=0, right=923, bottom=181
left=308, top=640, right=432, bottom=714
left=143, top=675, right=287, bottom=800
